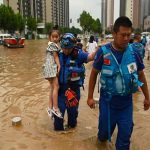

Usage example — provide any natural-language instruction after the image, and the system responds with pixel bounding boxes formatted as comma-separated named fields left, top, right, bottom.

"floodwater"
left=0, top=40, right=150, bottom=150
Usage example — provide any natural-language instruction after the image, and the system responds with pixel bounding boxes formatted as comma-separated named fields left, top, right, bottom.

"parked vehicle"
left=0, top=34, right=11, bottom=45
left=3, top=36, right=25, bottom=48
left=105, top=34, right=113, bottom=39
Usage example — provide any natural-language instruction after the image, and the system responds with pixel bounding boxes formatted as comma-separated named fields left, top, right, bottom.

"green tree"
left=134, top=28, right=142, bottom=34
left=70, top=26, right=82, bottom=35
left=79, top=11, right=102, bottom=34
left=59, top=26, right=82, bottom=35
left=0, top=5, right=17, bottom=32
left=91, top=19, right=102, bottom=34
left=45, top=22, right=53, bottom=34
left=79, top=11, right=93, bottom=32
left=26, top=17, right=37, bottom=32
left=16, top=13, right=25, bottom=33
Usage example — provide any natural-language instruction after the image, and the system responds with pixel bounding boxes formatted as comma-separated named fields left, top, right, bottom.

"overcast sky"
left=69, top=0, right=101, bottom=28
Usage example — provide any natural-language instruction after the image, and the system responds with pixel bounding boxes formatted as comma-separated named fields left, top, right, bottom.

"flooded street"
left=0, top=40, right=150, bottom=150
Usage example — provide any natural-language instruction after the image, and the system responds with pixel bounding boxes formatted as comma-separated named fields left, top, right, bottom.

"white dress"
left=86, top=41, right=98, bottom=53
left=43, top=42, right=60, bottom=78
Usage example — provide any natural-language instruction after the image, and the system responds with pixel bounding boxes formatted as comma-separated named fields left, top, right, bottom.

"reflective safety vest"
left=59, top=50, right=85, bottom=87
left=100, top=45, right=143, bottom=96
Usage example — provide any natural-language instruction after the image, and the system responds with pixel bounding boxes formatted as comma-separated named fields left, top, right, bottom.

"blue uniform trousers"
left=98, top=96, right=133, bottom=150
left=54, top=86, right=80, bottom=130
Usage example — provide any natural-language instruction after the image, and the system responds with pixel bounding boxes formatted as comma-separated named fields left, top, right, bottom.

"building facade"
left=120, top=0, right=126, bottom=16
left=106, top=0, right=114, bottom=29
left=101, top=0, right=107, bottom=32
left=101, top=0, right=147, bottom=30
left=2, top=0, right=69, bottom=28
left=144, top=15, right=150, bottom=30
left=132, top=0, right=141, bottom=29
left=140, top=0, right=150, bottom=29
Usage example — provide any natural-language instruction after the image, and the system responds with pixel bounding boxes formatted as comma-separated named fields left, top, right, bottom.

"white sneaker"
left=46, top=107, right=54, bottom=120
left=51, top=107, right=63, bottom=119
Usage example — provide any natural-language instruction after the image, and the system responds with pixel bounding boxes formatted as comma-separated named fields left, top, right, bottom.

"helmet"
left=60, top=33, right=76, bottom=49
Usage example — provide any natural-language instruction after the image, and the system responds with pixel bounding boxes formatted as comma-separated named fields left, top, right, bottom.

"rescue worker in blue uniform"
left=87, top=16, right=150, bottom=150
left=54, top=33, right=97, bottom=130
left=131, top=34, right=145, bottom=60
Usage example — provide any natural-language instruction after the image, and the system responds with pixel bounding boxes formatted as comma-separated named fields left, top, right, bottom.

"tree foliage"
left=0, top=4, right=25, bottom=33
left=92, top=18, right=102, bottom=34
left=0, top=5, right=16, bottom=32
left=16, top=13, right=25, bottom=33
left=45, top=22, right=54, bottom=34
left=26, top=17, right=37, bottom=31
left=79, top=11, right=92, bottom=32
left=79, top=10, right=102, bottom=34
left=60, top=26, right=82, bottom=35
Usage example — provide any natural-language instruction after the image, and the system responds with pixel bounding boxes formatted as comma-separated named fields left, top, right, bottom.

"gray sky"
left=69, top=0, right=101, bottom=28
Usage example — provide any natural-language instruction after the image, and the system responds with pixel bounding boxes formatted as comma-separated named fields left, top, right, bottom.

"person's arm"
left=87, top=47, right=99, bottom=62
left=87, top=67, right=99, bottom=108
left=138, top=70, right=150, bottom=110
left=95, top=41, right=98, bottom=50
left=86, top=42, right=89, bottom=51
left=53, top=52, right=60, bottom=75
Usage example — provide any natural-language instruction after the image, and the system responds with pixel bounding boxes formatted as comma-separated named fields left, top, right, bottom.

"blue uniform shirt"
left=93, top=43, right=145, bottom=109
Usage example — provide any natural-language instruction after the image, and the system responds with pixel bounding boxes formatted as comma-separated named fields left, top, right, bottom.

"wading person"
left=86, top=35, right=98, bottom=53
left=131, top=34, right=145, bottom=60
left=54, top=33, right=97, bottom=130
left=87, top=16, right=150, bottom=150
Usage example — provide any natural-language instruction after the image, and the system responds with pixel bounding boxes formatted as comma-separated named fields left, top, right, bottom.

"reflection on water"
left=0, top=40, right=150, bottom=150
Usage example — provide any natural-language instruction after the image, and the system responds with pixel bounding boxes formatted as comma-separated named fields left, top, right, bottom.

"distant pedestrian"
left=76, top=38, right=83, bottom=49
left=146, top=38, right=150, bottom=60
left=141, top=35, right=147, bottom=47
left=86, top=35, right=98, bottom=53
left=131, top=34, right=145, bottom=60
left=43, top=26, right=62, bottom=119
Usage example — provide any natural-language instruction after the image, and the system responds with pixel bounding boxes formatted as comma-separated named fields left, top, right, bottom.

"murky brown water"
left=0, top=40, right=150, bottom=150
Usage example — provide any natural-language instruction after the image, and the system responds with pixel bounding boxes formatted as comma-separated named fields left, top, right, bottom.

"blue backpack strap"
left=100, top=45, right=112, bottom=142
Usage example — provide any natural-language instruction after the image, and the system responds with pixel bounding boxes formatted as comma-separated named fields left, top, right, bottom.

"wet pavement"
left=0, top=40, right=150, bottom=150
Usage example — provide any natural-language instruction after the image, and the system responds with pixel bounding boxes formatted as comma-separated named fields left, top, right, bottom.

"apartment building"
left=106, top=0, right=114, bottom=29
left=2, top=0, right=69, bottom=28
left=101, top=0, right=107, bottom=31
left=101, top=0, right=143, bottom=30
left=51, top=0, right=69, bottom=27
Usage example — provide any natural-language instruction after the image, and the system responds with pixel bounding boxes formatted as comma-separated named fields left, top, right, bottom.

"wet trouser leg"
left=54, top=90, right=66, bottom=130
left=67, top=106, right=78, bottom=128
left=67, top=89, right=80, bottom=128
left=98, top=98, right=116, bottom=141
left=115, top=104, right=133, bottom=150
left=54, top=87, right=80, bottom=130
left=98, top=98, right=133, bottom=150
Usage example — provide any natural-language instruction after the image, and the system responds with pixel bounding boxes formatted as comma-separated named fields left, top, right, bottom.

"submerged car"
left=3, top=36, right=25, bottom=48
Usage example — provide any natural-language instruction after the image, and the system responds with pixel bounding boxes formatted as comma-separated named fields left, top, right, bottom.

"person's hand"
left=87, top=98, right=95, bottom=109
left=143, top=99, right=150, bottom=110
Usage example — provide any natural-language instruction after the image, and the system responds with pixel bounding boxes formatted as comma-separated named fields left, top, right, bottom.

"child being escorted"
left=43, top=25, right=62, bottom=119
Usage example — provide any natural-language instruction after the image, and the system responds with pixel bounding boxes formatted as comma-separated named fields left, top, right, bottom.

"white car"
left=105, top=34, right=113, bottom=39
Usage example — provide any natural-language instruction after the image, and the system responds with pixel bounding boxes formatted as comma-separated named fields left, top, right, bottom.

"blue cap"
left=60, top=33, right=75, bottom=49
